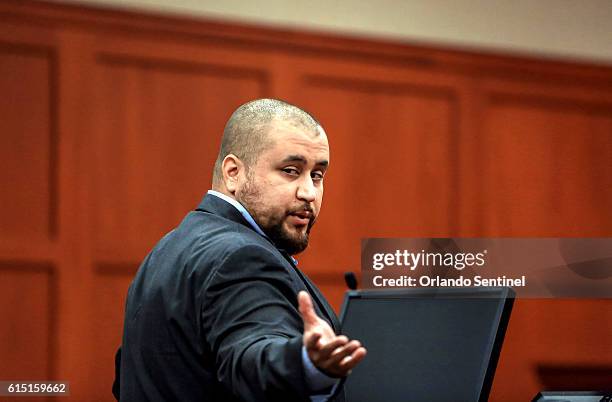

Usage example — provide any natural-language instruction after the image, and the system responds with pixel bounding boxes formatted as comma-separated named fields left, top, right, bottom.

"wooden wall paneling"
left=2, top=0, right=612, bottom=88
left=0, top=35, right=56, bottom=243
left=471, top=78, right=612, bottom=399
left=266, top=52, right=305, bottom=99
left=454, top=76, right=489, bottom=236
left=478, top=78, right=612, bottom=236
left=87, top=35, right=278, bottom=399
left=288, top=59, right=469, bottom=279
left=90, top=31, right=280, bottom=81
left=0, top=264, right=55, bottom=381
left=289, top=57, right=612, bottom=400
left=0, top=23, right=62, bottom=402
left=491, top=299, right=612, bottom=400
left=90, top=36, right=273, bottom=262
left=48, top=28, right=98, bottom=399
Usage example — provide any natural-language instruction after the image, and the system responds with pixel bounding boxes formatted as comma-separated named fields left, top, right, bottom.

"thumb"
left=298, top=291, right=319, bottom=329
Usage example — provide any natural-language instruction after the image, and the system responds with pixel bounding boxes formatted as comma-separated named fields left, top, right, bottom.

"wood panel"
left=472, top=80, right=612, bottom=401
left=0, top=22, right=64, bottom=402
left=87, top=39, right=273, bottom=397
left=479, top=84, right=612, bottom=236
left=91, top=53, right=268, bottom=259
left=491, top=299, right=612, bottom=399
left=296, top=72, right=463, bottom=273
left=0, top=1, right=611, bottom=400
left=0, top=43, right=57, bottom=241
left=0, top=264, right=55, bottom=380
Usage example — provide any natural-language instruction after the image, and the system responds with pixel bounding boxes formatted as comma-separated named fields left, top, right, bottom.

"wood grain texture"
left=0, top=263, right=56, bottom=380
left=0, top=44, right=57, bottom=240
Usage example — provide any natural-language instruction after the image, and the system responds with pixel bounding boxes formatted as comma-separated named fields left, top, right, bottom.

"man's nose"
left=296, top=176, right=316, bottom=202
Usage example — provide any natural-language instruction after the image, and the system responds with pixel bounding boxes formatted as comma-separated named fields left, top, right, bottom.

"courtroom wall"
left=0, top=1, right=611, bottom=400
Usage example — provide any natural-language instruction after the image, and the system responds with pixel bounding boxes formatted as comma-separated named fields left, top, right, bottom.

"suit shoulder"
left=181, top=210, right=284, bottom=267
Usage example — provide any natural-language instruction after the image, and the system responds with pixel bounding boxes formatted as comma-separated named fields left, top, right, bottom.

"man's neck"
left=206, top=190, right=267, bottom=238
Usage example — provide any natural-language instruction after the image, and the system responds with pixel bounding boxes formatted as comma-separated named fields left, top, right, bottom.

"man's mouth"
left=288, top=210, right=313, bottom=226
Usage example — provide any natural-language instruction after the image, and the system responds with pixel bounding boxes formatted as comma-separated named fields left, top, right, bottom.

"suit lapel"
left=279, top=252, right=341, bottom=333
left=197, top=194, right=341, bottom=332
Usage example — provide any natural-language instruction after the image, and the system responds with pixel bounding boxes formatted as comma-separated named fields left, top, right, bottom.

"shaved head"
left=212, top=99, right=321, bottom=188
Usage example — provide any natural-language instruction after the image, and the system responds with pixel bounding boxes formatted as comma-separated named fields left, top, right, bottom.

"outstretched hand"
left=298, top=291, right=367, bottom=377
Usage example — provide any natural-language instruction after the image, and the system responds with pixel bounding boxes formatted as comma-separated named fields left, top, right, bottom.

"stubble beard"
left=237, top=173, right=314, bottom=255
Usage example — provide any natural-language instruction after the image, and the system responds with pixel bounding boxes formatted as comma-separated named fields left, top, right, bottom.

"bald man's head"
left=212, top=99, right=321, bottom=188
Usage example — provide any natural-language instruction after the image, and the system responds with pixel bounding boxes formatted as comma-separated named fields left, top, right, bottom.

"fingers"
left=328, top=339, right=360, bottom=364
left=327, top=340, right=362, bottom=371
left=318, top=335, right=348, bottom=356
left=298, top=291, right=319, bottom=329
left=308, top=337, right=367, bottom=377
left=338, top=346, right=367, bottom=373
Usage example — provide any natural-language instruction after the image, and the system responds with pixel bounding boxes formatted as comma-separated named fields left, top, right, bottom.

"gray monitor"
left=339, top=287, right=514, bottom=402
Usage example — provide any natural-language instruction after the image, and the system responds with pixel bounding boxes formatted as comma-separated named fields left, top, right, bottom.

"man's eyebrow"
left=281, top=155, right=329, bottom=167
left=282, top=155, right=307, bottom=164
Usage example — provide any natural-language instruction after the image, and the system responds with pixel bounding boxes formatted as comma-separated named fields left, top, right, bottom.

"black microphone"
left=344, top=271, right=358, bottom=290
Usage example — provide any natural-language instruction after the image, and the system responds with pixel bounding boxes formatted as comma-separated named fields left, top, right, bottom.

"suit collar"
left=197, top=193, right=299, bottom=259
left=196, top=193, right=341, bottom=331
left=195, top=193, right=257, bottom=233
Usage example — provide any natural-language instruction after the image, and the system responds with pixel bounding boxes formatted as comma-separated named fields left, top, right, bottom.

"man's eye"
left=282, top=167, right=300, bottom=176
left=312, top=172, right=324, bottom=181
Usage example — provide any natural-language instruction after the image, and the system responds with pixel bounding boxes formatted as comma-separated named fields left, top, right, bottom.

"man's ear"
left=222, top=154, right=244, bottom=195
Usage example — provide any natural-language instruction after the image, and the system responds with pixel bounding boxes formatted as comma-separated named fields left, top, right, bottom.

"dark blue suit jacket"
left=115, top=194, right=343, bottom=401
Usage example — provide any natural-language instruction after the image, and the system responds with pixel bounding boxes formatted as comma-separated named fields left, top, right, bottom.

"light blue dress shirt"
left=207, top=190, right=339, bottom=401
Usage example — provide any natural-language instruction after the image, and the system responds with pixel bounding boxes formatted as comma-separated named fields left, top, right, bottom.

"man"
left=115, top=99, right=366, bottom=401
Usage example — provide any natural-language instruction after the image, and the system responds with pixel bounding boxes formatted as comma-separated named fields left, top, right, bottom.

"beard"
left=264, top=215, right=314, bottom=255
left=237, top=174, right=315, bottom=255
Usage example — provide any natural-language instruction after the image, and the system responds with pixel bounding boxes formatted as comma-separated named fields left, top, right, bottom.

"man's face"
left=236, top=120, right=329, bottom=255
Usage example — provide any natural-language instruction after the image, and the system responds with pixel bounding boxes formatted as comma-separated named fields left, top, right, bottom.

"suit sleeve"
left=200, top=244, right=311, bottom=402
